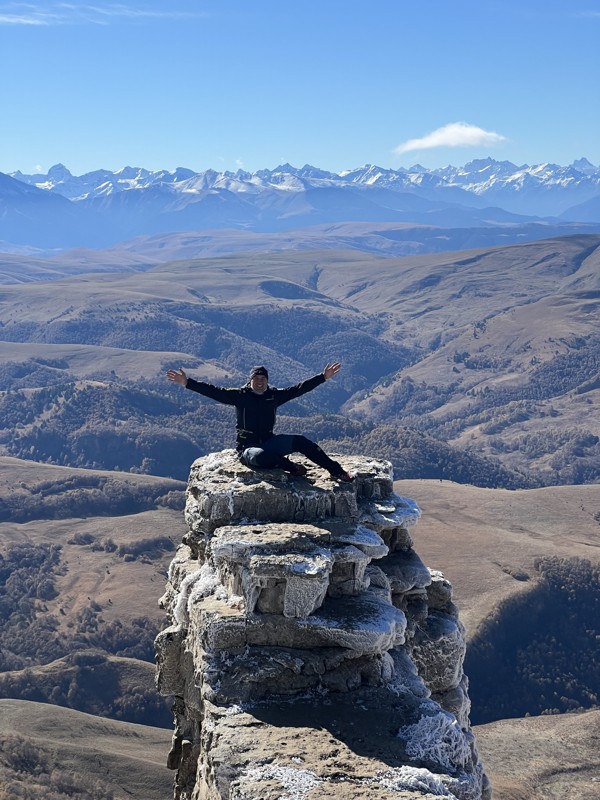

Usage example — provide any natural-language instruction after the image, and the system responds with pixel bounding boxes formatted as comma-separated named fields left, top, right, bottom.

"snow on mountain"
left=11, top=157, right=600, bottom=215
left=4, top=158, right=599, bottom=251
left=11, top=163, right=196, bottom=200
left=435, top=158, right=521, bottom=188
left=427, top=158, right=600, bottom=215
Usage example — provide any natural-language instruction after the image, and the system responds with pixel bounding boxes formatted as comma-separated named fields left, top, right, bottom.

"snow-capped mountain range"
left=10, top=157, right=600, bottom=216
left=1, top=158, right=599, bottom=252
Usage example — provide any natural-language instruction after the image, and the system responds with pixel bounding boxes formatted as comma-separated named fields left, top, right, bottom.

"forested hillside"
left=1, top=235, right=599, bottom=487
left=0, top=457, right=184, bottom=728
left=466, top=556, right=600, bottom=724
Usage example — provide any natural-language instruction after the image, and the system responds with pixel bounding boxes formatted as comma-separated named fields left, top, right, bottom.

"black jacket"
left=185, top=373, right=326, bottom=451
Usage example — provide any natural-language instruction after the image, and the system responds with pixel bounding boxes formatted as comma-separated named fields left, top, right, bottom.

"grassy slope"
left=0, top=698, right=172, bottom=800
left=398, top=478, right=600, bottom=636
left=0, top=458, right=186, bottom=627
left=475, top=710, right=600, bottom=800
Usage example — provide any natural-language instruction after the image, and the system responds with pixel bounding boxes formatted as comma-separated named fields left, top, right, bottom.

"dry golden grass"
left=0, top=699, right=172, bottom=800
left=475, top=710, right=600, bottom=800
left=0, top=457, right=186, bottom=628
left=396, top=479, right=600, bottom=637
left=1, top=511, right=183, bottom=629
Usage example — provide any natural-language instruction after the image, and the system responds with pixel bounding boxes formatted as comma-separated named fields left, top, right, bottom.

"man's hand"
left=323, top=362, right=342, bottom=380
left=166, top=368, right=188, bottom=386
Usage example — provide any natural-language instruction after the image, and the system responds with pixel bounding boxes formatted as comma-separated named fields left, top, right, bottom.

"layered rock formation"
left=156, top=451, right=491, bottom=800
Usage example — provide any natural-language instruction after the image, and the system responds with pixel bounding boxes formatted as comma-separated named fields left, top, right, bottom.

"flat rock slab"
left=209, top=521, right=388, bottom=561
left=184, top=451, right=396, bottom=536
left=378, top=549, right=432, bottom=594
left=210, top=523, right=334, bottom=560
left=209, top=522, right=386, bottom=614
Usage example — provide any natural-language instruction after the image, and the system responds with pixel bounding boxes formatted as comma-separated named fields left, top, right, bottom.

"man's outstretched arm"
left=166, top=368, right=240, bottom=405
left=276, top=362, right=342, bottom=405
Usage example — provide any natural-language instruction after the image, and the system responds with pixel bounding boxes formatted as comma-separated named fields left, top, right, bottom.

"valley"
left=1, top=229, right=599, bottom=799
left=1, top=464, right=599, bottom=799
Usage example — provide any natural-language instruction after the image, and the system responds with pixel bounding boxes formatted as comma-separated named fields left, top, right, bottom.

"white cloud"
left=0, top=14, right=47, bottom=24
left=0, top=3, right=206, bottom=25
left=394, top=122, right=507, bottom=155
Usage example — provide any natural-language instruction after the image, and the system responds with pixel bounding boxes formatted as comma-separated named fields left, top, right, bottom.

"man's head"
left=249, top=365, right=268, bottom=394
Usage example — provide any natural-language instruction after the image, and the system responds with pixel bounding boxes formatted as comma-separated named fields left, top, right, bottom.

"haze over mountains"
left=2, top=158, right=600, bottom=252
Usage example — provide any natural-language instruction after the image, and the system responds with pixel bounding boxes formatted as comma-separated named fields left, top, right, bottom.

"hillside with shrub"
left=465, top=556, right=600, bottom=724
left=0, top=461, right=183, bottom=730
left=1, top=235, right=599, bottom=487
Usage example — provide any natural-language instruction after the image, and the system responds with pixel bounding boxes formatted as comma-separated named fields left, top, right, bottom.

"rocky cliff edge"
left=155, top=450, right=491, bottom=800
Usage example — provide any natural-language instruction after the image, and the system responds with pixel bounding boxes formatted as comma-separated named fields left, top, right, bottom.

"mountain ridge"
left=11, top=157, right=600, bottom=211
left=2, top=158, right=599, bottom=251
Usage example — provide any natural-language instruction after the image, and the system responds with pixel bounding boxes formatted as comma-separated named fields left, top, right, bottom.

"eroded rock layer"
left=156, top=450, right=491, bottom=800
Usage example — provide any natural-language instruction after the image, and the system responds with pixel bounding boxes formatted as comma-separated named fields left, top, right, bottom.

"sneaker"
left=331, top=470, right=354, bottom=483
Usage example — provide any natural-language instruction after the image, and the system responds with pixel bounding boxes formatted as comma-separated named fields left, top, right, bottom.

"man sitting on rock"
left=166, top=363, right=354, bottom=481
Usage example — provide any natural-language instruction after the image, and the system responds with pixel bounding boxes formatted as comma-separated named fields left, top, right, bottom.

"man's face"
left=250, top=374, right=268, bottom=394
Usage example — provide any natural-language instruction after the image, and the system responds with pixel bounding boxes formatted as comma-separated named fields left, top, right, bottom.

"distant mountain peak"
left=571, top=157, right=597, bottom=175
left=47, top=163, right=73, bottom=180
left=460, top=157, right=520, bottom=173
left=273, top=162, right=298, bottom=173
left=114, top=166, right=150, bottom=179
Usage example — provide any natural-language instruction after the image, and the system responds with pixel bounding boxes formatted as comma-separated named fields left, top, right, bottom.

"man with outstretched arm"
left=166, top=362, right=354, bottom=481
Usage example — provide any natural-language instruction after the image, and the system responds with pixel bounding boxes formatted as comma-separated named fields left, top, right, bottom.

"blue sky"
left=1, top=0, right=598, bottom=175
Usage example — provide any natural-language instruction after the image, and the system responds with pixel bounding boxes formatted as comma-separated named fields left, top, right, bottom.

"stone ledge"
left=378, top=550, right=432, bottom=595
left=209, top=522, right=388, bottom=615
left=200, top=647, right=396, bottom=704
left=188, top=588, right=407, bottom=655
left=183, top=451, right=397, bottom=541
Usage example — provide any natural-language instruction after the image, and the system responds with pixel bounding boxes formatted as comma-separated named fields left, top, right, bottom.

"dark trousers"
left=240, top=434, right=343, bottom=474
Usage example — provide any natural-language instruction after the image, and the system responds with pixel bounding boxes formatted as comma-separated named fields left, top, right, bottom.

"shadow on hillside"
left=465, top=556, right=600, bottom=724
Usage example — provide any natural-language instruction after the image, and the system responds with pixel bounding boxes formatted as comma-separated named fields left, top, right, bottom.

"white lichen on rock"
left=377, top=766, right=453, bottom=796
left=398, top=710, right=472, bottom=772
left=234, top=764, right=322, bottom=800
left=173, top=563, right=226, bottom=625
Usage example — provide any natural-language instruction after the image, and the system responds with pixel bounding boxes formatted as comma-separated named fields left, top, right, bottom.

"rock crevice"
left=156, top=450, right=491, bottom=800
